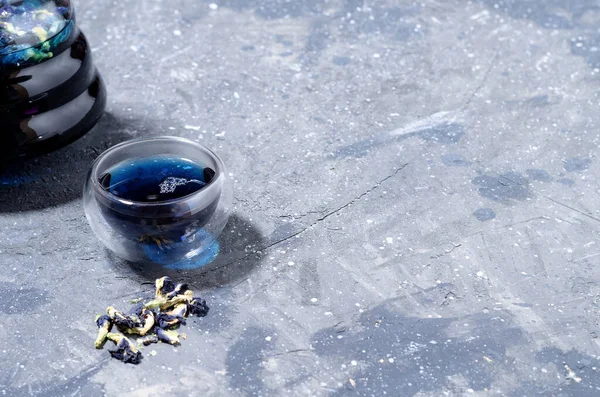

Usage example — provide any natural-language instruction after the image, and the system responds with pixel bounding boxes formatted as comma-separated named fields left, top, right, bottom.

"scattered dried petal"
left=158, top=300, right=177, bottom=312
left=156, top=312, right=185, bottom=329
left=94, top=276, right=210, bottom=364
left=155, top=276, right=175, bottom=298
left=94, top=314, right=113, bottom=349
left=106, top=333, right=142, bottom=364
left=164, top=303, right=187, bottom=319
left=159, top=292, right=192, bottom=311
left=129, top=302, right=145, bottom=317
left=139, top=334, right=159, bottom=346
left=156, top=328, right=181, bottom=345
left=107, top=306, right=139, bottom=330
left=188, top=297, right=209, bottom=317
left=143, top=297, right=168, bottom=310
left=165, top=283, right=189, bottom=299
left=124, top=308, right=156, bottom=336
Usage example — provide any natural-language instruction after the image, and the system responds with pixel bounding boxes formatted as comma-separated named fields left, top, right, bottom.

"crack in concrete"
left=499, top=216, right=551, bottom=229
left=265, top=162, right=410, bottom=249
left=315, top=164, right=409, bottom=223
left=212, top=163, right=410, bottom=271
left=543, top=196, right=600, bottom=223
left=430, top=243, right=462, bottom=259
left=243, top=348, right=313, bottom=365
left=462, top=52, right=498, bottom=111
left=278, top=210, right=325, bottom=220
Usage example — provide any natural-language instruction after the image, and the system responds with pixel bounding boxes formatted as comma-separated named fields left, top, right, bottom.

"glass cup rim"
left=89, top=135, right=226, bottom=209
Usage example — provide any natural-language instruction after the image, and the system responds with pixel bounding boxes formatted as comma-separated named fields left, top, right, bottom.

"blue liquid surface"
left=99, top=155, right=215, bottom=202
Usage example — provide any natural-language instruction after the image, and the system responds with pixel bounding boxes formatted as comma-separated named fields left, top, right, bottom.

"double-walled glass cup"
left=83, top=136, right=232, bottom=268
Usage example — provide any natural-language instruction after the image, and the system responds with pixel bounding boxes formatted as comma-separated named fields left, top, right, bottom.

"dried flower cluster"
left=94, top=276, right=209, bottom=364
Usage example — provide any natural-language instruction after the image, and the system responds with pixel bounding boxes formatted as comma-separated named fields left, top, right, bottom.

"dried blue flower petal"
left=139, top=334, right=159, bottom=346
left=143, top=296, right=168, bottom=310
left=188, top=297, right=209, bottom=317
left=107, top=306, right=140, bottom=330
left=156, top=302, right=187, bottom=329
left=155, top=276, right=175, bottom=298
left=124, top=308, right=155, bottom=336
left=158, top=289, right=194, bottom=311
left=165, top=283, right=188, bottom=299
left=166, top=303, right=187, bottom=318
left=94, top=314, right=113, bottom=349
left=106, top=333, right=142, bottom=364
left=129, top=302, right=145, bottom=317
left=156, top=313, right=186, bottom=329
left=93, top=276, right=209, bottom=364
left=96, top=314, right=112, bottom=328
left=156, top=313, right=181, bottom=329
left=156, top=328, right=181, bottom=345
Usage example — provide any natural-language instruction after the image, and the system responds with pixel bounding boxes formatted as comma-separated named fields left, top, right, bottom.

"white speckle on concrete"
left=184, top=125, right=201, bottom=131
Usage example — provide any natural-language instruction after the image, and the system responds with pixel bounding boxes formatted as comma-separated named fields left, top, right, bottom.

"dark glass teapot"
left=0, top=0, right=106, bottom=161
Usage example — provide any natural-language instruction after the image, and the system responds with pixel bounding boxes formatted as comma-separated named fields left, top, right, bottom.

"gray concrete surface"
left=2, top=0, right=600, bottom=395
